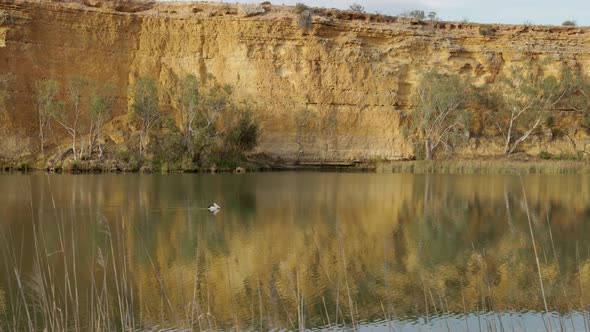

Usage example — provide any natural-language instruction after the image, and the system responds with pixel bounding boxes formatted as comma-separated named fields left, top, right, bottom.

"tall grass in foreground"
left=0, top=216, right=136, bottom=331
left=2, top=175, right=590, bottom=331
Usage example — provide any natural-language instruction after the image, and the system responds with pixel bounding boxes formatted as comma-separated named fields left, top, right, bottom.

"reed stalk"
left=520, top=176, right=550, bottom=332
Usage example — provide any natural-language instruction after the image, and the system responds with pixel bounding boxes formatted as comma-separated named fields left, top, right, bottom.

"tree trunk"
left=424, top=139, right=432, bottom=160
left=72, top=132, right=77, bottom=160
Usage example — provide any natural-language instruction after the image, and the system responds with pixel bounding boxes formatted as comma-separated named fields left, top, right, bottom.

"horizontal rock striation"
left=0, top=1, right=589, bottom=163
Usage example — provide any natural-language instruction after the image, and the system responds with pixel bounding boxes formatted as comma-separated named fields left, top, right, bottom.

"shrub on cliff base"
left=539, top=151, right=551, bottom=159
left=482, top=65, right=577, bottom=156
left=223, top=108, right=261, bottom=158
left=410, top=70, right=471, bottom=160
left=151, top=115, right=184, bottom=171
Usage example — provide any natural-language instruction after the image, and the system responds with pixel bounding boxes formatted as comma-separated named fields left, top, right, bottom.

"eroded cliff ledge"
left=1, top=1, right=589, bottom=165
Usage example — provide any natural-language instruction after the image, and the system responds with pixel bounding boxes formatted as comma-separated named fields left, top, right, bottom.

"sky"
left=223, top=0, right=590, bottom=26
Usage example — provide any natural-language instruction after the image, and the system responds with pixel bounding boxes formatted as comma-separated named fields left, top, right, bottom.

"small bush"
left=224, top=109, right=261, bottom=158
left=538, top=151, right=551, bottom=160
left=294, top=3, right=309, bottom=14
left=349, top=3, right=365, bottom=13
left=479, top=25, right=497, bottom=36
left=238, top=3, right=265, bottom=17
left=562, top=20, right=577, bottom=26
left=555, top=152, right=582, bottom=161
left=151, top=116, right=184, bottom=168
left=406, top=10, right=425, bottom=20
left=0, top=11, right=10, bottom=26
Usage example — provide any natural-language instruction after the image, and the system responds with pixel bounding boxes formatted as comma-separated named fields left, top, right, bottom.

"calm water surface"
left=1, top=172, right=590, bottom=331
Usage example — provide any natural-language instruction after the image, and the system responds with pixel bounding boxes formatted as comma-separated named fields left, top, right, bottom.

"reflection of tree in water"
left=1, top=174, right=590, bottom=330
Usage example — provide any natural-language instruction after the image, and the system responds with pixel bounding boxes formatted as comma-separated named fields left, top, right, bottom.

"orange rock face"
left=0, top=1, right=589, bottom=163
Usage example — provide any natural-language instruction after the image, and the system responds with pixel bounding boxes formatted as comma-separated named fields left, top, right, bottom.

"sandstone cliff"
left=0, top=1, right=589, bottom=165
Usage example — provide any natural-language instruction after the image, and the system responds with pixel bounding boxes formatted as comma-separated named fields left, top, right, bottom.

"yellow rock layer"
left=0, top=1, right=589, bottom=162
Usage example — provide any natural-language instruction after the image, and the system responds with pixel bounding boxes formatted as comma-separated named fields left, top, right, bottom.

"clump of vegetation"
left=131, top=75, right=160, bottom=157
left=561, top=20, right=577, bottom=26
left=402, top=10, right=425, bottom=20
left=294, top=2, right=309, bottom=14
left=50, top=76, right=88, bottom=160
left=538, top=151, right=551, bottom=159
left=35, top=79, right=60, bottom=157
left=555, top=151, right=583, bottom=160
left=427, top=11, right=438, bottom=21
left=409, top=70, right=471, bottom=160
left=238, top=3, right=265, bottom=17
left=481, top=64, right=587, bottom=156
left=349, top=3, right=364, bottom=13
left=25, top=71, right=262, bottom=173
left=223, top=108, right=261, bottom=158
left=479, top=25, right=497, bottom=36
left=167, top=74, right=262, bottom=168
left=88, top=84, right=115, bottom=159
left=0, top=10, right=12, bottom=26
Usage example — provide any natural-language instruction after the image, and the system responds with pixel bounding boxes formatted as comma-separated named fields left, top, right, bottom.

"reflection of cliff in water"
left=1, top=173, right=590, bottom=329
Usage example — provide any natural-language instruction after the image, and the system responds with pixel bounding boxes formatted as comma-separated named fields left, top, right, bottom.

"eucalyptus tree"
left=192, top=81, right=233, bottom=161
left=176, top=74, right=200, bottom=157
left=411, top=70, right=470, bottom=160
left=51, top=76, right=88, bottom=159
left=35, top=79, right=60, bottom=156
left=131, top=76, right=160, bottom=156
left=88, top=84, right=115, bottom=158
left=488, top=65, right=568, bottom=156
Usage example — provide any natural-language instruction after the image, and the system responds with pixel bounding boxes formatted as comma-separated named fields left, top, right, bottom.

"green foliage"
left=427, top=11, right=437, bottom=21
left=223, top=108, right=261, bottom=158
left=176, top=74, right=200, bottom=156
left=562, top=20, right=576, bottom=26
left=538, top=151, right=551, bottom=159
left=171, top=75, right=262, bottom=166
left=481, top=64, right=585, bottom=156
left=66, top=76, right=88, bottom=113
left=557, top=66, right=590, bottom=116
left=88, top=90, right=111, bottom=125
left=349, top=3, right=365, bottom=13
left=131, top=75, right=160, bottom=155
left=555, top=152, right=583, bottom=161
left=406, top=10, right=425, bottom=20
left=152, top=115, right=184, bottom=171
left=411, top=70, right=471, bottom=160
left=294, top=2, right=309, bottom=13
left=35, top=79, right=61, bottom=155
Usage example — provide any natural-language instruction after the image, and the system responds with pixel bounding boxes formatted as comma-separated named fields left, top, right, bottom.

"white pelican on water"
left=208, top=203, right=221, bottom=213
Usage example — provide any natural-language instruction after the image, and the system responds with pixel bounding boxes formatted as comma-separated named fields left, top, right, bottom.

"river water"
left=0, top=172, right=589, bottom=331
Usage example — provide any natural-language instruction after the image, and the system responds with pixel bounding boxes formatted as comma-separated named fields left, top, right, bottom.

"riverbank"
left=374, top=158, right=590, bottom=174
left=2, top=154, right=590, bottom=175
